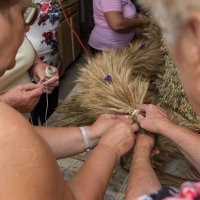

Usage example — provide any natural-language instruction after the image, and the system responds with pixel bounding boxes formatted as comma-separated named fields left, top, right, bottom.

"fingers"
left=151, top=147, right=160, bottom=157
left=102, top=113, right=133, bottom=122
left=130, top=123, right=139, bottom=132
left=26, top=86, right=44, bottom=98
left=135, top=133, right=155, bottom=151
left=137, top=113, right=145, bottom=124
left=117, top=114, right=134, bottom=125
left=42, top=77, right=59, bottom=87
left=139, top=104, right=166, bottom=117
left=20, top=83, right=41, bottom=91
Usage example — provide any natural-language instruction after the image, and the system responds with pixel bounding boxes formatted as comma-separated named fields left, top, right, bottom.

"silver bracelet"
left=79, top=127, right=91, bottom=152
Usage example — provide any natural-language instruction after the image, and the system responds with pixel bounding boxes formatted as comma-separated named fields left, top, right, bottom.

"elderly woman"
left=0, top=1, right=138, bottom=199
left=124, top=0, right=200, bottom=199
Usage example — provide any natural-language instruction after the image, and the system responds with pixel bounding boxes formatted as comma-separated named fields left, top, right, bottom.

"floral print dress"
left=26, top=0, right=62, bottom=66
left=26, top=0, right=62, bottom=125
left=139, top=182, right=200, bottom=200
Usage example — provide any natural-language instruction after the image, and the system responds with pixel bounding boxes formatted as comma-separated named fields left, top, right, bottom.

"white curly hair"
left=139, top=0, right=200, bottom=46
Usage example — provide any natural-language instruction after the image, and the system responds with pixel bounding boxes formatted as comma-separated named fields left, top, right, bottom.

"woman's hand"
left=31, top=62, right=47, bottom=83
left=137, top=104, right=174, bottom=134
left=87, top=114, right=133, bottom=147
left=31, top=63, right=59, bottom=94
left=0, top=83, right=44, bottom=113
left=99, top=122, right=138, bottom=160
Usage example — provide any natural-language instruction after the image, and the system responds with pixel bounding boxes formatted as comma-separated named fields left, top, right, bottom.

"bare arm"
left=33, top=114, right=134, bottom=159
left=104, top=12, right=149, bottom=33
left=66, top=122, right=137, bottom=200
left=125, top=134, right=161, bottom=200
left=157, top=121, right=200, bottom=172
left=33, top=126, right=88, bottom=159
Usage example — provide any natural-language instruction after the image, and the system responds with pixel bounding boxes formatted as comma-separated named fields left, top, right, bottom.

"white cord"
left=42, top=66, right=59, bottom=126
left=44, top=86, right=49, bottom=127
left=116, top=174, right=129, bottom=200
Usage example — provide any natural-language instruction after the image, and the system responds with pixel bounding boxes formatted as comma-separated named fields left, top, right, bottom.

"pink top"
left=89, top=0, right=136, bottom=51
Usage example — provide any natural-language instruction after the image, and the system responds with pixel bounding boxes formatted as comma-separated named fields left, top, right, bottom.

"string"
left=44, top=86, right=48, bottom=127
left=116, top=174, right=129, bottom=200
left=55, top=0, right=92, bottom=59
left=42, top=76, right=59, bottom=126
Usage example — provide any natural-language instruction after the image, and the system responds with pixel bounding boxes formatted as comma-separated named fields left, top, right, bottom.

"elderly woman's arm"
left=137, top=104, right=200, bottom=173
left=104, top=12, right=149, bottom=33
left=160, top=122, right=200, bottom=172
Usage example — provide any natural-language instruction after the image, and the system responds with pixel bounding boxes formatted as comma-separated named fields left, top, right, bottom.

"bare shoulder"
left=0, top=101, right=30, bottom=126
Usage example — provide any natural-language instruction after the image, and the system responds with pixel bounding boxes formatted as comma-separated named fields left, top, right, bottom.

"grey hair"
left=139, top=0, right=200, bottom=46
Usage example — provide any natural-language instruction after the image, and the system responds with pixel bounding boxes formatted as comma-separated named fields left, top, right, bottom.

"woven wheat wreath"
left=55, top=24, right=200, bottom=187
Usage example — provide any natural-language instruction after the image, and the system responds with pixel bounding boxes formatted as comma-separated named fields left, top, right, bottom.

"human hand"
left=87, top=114, right=133, bottom=147
left=137, top=104, right=173, bottom=134
left=98, top=122, right=138, bottom=160
left=0, top=83, right=44, bottom=113
left=31, top=62, right=47, bottom=83
left=132, top=133, right=160, bottom=165
left=31, top=63, right=59, bottom=94
left=136, top=13, right=149, bottom=28
left=135, top=133, right=155, bottom=153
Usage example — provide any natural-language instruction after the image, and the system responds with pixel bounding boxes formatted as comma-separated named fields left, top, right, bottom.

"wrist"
left=158, top=120, right=178, bottom=136
left=85, top=126, right=99, bottom=148
left=97, top=143, right=118, bottom=162
left=133, top=145, right=151, bottom=164
left=79, top=126, right=91, bottom=152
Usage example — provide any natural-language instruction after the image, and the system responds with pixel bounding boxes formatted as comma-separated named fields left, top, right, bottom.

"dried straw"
left=57, top=49, right=150, bottom=125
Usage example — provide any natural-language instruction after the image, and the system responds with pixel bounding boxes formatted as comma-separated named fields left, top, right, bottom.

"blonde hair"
left=140, top=0, right=200, bottom=46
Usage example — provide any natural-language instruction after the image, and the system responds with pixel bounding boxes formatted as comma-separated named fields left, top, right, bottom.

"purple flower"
left=104, top=75, right=112, bottom=83
left=139, top=43, right=146, bottom=50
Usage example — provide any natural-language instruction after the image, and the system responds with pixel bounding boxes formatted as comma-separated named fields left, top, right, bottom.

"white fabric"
left=0, top=37, right=35, bottom=94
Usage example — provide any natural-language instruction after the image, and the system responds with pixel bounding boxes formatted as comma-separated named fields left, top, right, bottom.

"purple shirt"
left=89, top=0, right=136, bottom=51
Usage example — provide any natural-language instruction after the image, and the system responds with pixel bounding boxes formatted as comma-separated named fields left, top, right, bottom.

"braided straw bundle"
left=57, top=48, right=150, bottom=126
left=55, top=24, right=200, bottom=186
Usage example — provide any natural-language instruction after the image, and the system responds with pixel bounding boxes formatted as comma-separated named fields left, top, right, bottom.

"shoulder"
left=0, top=102, right=30, bottom=128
